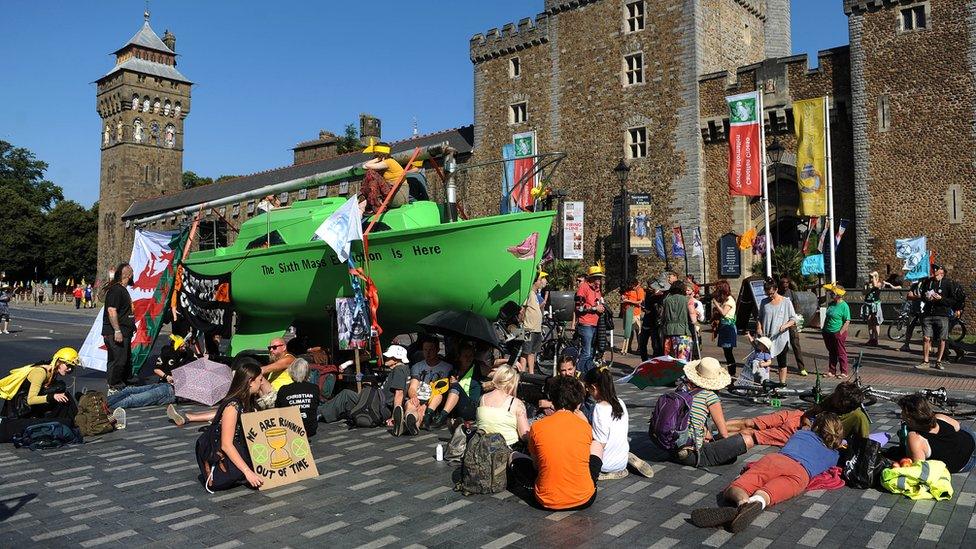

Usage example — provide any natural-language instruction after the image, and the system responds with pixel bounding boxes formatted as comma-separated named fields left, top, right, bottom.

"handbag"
left=841, top=436, right=891, bottom=489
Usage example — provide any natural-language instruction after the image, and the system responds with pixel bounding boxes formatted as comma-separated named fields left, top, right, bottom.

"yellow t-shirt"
left=381, top=158, right=405, bottom=184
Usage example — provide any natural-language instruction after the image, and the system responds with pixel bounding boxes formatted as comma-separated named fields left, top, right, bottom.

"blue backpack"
left=648, top=388, right=700, bottom=451
left=12, top=421, right=83, bottom=450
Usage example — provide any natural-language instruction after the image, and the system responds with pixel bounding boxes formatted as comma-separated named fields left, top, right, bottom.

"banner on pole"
left=512, top=131, right=537, bottom=211
left=501, top=144, right=516, bottom=214
left=896, top=236, right=927, bottom=273
left=726, top=91, right=762, bottom=196
left=835, top=219, right=850, bottom=247
left=628, top=194, right=653, bottom=255
left=562, top=201, right=584, bottom=259
left=793, top=97, right=828, bottom=216
left=654, top=226, right=667, bottom=260
left=691, top=227, right=704, bottom=258
left=175, top=266, right=233, bottom=337
left=671, top=226, right=686, bottom=258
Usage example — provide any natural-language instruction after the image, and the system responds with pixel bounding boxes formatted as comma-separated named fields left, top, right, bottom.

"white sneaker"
left=112, top=407, right=127, bottom=430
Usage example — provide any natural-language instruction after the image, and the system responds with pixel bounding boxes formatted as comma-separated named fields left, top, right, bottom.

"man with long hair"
left=103, top=263, right=135, bottom=394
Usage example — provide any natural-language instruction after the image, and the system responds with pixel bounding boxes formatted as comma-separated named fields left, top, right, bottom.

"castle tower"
left=95, top=11, right=191, bottom=281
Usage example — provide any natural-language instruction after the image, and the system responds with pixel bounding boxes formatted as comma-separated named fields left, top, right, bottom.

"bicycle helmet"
left=51, top=347, right=82, bottom=369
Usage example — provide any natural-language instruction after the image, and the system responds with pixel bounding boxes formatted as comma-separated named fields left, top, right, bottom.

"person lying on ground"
left=725, top=381, right=869, bottom=447
left=140, top=334, right=198, bottom=385
left=439, top=342, right=492, bottom=429
left=406, top=337, right=453, bottom=432
left=274, top=358, right=320, bottom=437
left=691, top=413, right=844, bottom=533
left=261, top=337, right=296, bottom=390
left=896, top=393, right=976, bottom=474
left=197, top=358, right=265, bottom=491
left=582, top=367, right=654, bottom=480
left=672, top=357, right=754, bottom=467
left=167, top=356, right=275, bottom=426
left=509, top=375, right=601, bottom=511
left=476, top=365, right=530, bottom=449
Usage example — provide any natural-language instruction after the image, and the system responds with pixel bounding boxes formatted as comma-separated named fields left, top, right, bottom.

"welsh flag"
left=619, top=356, right=686, bottom=389
left=79, top=229, right=188, bottom=374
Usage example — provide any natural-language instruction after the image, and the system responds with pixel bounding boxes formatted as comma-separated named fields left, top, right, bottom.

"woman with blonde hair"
left=864, top=271, right=884, bottom=346
left=476, top=365, right=529, bottom=448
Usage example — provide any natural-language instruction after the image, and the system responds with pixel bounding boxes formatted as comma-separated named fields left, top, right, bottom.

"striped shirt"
left=688, top=389, right=719, bottom=448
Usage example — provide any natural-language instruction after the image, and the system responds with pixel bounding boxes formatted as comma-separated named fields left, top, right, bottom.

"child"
left=739, top=335, right=774, bottom=384
left=691, top=413, right=844, bottom=533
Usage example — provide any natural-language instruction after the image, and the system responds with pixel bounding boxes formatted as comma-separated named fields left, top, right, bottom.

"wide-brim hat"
left=650, top=279, right=671, bottom=292
left=383, top=344, right=409, bottom=363
left=756, top=336, right=774, bottom=352
left=683, top=357, right=731, bottom=391
left=823, top=283, right=846, bottom=297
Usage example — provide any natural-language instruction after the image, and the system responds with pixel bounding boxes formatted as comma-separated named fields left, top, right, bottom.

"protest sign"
left=241, top=406, right=318, bottom=490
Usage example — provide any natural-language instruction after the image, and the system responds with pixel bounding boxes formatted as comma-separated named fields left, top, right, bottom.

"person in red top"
left=575, top=265, right=605, bottom=373
left=72, top=285, right=83, bottom=310
left=510, top=375, right=600, bottom=510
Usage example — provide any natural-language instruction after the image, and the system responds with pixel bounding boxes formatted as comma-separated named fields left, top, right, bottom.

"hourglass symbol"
left=265, top=427, right=292, bottom=469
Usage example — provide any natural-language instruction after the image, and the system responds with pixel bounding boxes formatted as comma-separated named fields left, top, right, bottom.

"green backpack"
left=75, top=391, right=116, bottom=437
left=456, top=429, right=512, bottom=495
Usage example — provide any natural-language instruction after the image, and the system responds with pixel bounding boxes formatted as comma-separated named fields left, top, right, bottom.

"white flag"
left=691, top=227, right=704, bottom=257
left=314, top=196, right=363, bottom=262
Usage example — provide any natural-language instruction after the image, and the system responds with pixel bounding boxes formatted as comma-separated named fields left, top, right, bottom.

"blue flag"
left=654, top=226, right=667, bottom=260
left=501, top=144, right=516, bottom=214
left=905, top=251, right=930, bottom=281
left=801, top=254, right=825, bottom=275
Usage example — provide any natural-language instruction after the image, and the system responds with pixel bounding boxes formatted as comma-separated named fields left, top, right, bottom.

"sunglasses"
left=267, top=344, right=284, bottom=351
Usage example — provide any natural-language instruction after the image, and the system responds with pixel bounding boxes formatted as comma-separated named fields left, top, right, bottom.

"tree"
left=335, top=123, right=361, bottom=154
left=44, top=200, right=97, bottom=282
left=0, top=187, right=45, bottom=280
left=182, top=170, right=213, bottom=189
left=0, top=140, right=64, bottom=211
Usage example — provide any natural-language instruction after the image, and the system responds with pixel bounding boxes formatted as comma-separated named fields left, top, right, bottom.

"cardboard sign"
left=240, top=406, right=318, bottom=490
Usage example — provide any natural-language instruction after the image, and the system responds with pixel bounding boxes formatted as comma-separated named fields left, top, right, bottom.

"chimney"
left=162, top=30, right=176, bottom=52
left=359, top=113, right=381, bottom=146
left=292, top=130, right=338, bottom=165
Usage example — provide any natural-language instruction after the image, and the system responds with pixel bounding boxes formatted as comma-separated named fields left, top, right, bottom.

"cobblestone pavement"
left=3, top=379, right=976, bottom=549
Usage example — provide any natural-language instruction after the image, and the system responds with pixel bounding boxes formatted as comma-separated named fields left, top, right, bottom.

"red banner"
left=727, top=91, right=762, bottom=196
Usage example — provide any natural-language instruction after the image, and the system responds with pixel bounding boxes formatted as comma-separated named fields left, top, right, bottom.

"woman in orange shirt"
left=620, top=278, right=645, bottom=355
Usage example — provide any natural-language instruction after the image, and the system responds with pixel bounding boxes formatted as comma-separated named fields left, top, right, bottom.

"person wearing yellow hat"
left=519, top=270, right=549, bottom=374
left=360, top=139, right=408, bottom=215
left=576, top=264, right=606, bottom=373
left=0, top=347, right=80, bottom=428
left=820, top=283, right=851, bottom=379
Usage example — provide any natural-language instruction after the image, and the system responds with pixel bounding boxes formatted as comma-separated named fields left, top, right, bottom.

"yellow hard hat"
left=586, top=265, right=606, bottom=277
left=430, top=378, right=450, bottom=397
left=362, top=137, right=376, bottom=154
left=51, top=347, right=81, bottom=368
left=538, top=270, right=548, bottom=278
left=170, top=334, right=186, bottom=350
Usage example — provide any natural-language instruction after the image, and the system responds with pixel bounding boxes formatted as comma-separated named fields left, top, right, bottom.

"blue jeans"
left=577, top=324, right=597, bottom=374
left=108, top=383, right=175, bottom=409
left=959, top=428, right=976, bottom=473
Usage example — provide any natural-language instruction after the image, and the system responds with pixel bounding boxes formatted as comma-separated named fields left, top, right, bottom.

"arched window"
left=142, top=97, right=150, bottom=112
left=164, top=124, right=175, bottom=148
left=133, top=118, right=144, bottom=143
left=174, top=102, right=182, bottom=118
left=163, top=100, right=171, bottom=116
left=131, top=94, right=139, bottom=110
left=150, top=121, right=160, bottom=145
left=103, top=124, right=110, bottom=147
left=153, top=98, right=161, bottom=113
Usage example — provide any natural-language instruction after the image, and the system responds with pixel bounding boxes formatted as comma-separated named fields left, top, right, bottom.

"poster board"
left=241, top=406, right=319, bottom=490
left=628, top=194, right=654, bottom=255
left=749, top=279, right=768, bottom=307
left=562, top=201, right=584, bottom=259
left=336, top=297, right=369, bottom=349
left=718, top=233, right=741, bottom=278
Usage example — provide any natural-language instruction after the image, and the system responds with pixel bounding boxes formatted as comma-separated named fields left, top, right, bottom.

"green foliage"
left=336, top=123, right=361, bottom=154
left=750, top=245, right=817, bottom=285
left=0, top=187, right=45, bottom=280
left=182, top=171, right=212, bottom=189
left=0, top=140, right=63, bottom=210
left=43, top=200, right=98, bottom=282
left=545, top=259, right=584, bottom=291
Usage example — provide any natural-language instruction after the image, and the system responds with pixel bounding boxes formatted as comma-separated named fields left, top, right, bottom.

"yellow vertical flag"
left=793, top=97, right=827, bottom=216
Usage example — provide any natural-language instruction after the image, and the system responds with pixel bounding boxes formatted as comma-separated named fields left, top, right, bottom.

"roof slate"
left=115, top=21, right=175, bottom=55
left=100, top=57, right=192, bottom=84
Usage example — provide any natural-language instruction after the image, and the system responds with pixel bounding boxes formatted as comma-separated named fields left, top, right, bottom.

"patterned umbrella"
left=172, top=358, right=233, bottom=406
left=618, top=356, right=686, bottom=390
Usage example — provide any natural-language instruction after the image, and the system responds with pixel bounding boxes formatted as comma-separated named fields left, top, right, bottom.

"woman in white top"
left=476, top=365, right=529, bottom=448
left=582, top=367, right=655, bottom=480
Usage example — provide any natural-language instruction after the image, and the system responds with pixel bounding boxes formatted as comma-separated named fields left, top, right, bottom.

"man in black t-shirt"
left=274, top=358, right=320, bottom=436
left=102, top=263, right=136, bottom=393
left=914, top=265, right=963, bottom=370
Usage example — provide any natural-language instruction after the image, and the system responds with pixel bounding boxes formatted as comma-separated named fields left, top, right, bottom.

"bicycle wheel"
left=949, top=319, right=967, bottom=343
left=727, top=385, right=764, bottom=399
left=887, top=319, right=907, bottom=342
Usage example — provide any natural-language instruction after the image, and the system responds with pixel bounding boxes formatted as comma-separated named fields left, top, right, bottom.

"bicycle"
left=727, top=378, right=823, bottom=408
left=888, top=301, right=967, bottom=343
left=535, top=310, right=614, bottom=375
left=860, top=385, right=976, bottom=417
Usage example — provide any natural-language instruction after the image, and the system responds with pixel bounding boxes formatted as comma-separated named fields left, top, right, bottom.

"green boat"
left=183, top=199, right=554, bottom=355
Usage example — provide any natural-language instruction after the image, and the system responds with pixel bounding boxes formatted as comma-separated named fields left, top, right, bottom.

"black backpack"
left=12, top=421, right=83, bottom=450
left=347, top=386, right=384, bottom=428
left=194, top=401, right=248, bottom=493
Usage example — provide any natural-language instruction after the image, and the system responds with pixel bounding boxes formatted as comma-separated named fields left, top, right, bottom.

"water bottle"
left=898, top=422, right=909, bottom=454
left=435, top=443, right=444, bottom=462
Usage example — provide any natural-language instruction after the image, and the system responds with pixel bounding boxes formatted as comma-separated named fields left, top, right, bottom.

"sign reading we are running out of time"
left=241, top=406, right=319, bottom=490
left=259, top=245, right=446, bottom=276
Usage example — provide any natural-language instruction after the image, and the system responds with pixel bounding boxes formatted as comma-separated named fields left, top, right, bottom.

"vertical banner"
left=562, top=201, right=584, bottom=259
left=793, top=97, right=828, bottom=216
left=802, top=216, right=821, bottom=256
left=671, top=226, right=686, bottom=257
left=654, top=226, right=667, bottom=260
left=691, top=227, right=704, bottom=257
left=512, top=131, right=537, bottom=211
left=895, top=236, right=927, bottom=273
left=628, top=194, right=653, bottom=255
left=726, top=91, right=762, bottom=196
left=834, top=218, right=850, bottom=247
left=501, top=144, right=516, bottom=214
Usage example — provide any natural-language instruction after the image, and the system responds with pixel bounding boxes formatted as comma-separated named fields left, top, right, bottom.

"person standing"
left=821, top=284, right=851, bottom=378
left=84, top=284, right=94, bottom=308
left=915, top=264, right=962, bottom=370
left=711, top=280, right=738, bottom=377
left=778, top=276, right=808, bottom=376
left=72, top=284, right=83, bottom=309
left=900, top=279, right=924, bottom=352
left=638, top=278, right=669, bottom=361
left=0, top=285, right=11, bottom=334
left=756, top=280, right=797, bottom=385
left=575, top=266, right=606, bottom=373
left=620, top=278, right=645, bottom=355
left=864, top=271, right=883, bottom=347
left=661, top=281, right=695, bottom=362
left=519, top=272, right=547, bottom=374
left=103, top=263, right=136, bottom=394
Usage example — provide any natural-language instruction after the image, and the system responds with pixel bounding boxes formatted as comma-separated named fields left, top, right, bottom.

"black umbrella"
left=417, top=309, right=502, bottom=349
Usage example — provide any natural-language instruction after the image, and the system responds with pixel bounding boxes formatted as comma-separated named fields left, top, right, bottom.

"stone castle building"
left=96, top=13, right=191, bottom=280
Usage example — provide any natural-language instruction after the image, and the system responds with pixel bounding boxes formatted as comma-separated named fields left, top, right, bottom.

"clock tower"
left=95, top=11, right=191, bottom=281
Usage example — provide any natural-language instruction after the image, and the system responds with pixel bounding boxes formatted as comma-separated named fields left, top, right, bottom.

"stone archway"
left=749, top=152, right=805, bottom=250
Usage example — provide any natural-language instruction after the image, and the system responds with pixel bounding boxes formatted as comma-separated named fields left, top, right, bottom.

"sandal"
left=729, top=501, right=763, bottom=533
left=166, top=404, right=187, bottom=427
left=690, top=506, right=738, bottom=528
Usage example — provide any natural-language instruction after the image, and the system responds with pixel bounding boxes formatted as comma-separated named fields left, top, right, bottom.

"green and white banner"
left=726, top=91, right=762, bottom=196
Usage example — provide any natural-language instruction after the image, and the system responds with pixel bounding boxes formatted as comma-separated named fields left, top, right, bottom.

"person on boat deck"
left=262, top=337, right=295, bottom=391
left=405, top=159, right=431, bottom=203
left=360, top=140, right=409, bottom=214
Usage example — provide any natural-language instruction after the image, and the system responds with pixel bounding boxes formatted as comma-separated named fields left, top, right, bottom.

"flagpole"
left=824, top=95, right=837, bottom=283
left=758, top=89, right=773, bottom=278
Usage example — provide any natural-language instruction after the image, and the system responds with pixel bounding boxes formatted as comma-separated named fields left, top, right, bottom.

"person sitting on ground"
left=897, top=393, right=976, bottom=474
left=0, top=347, right=80, bottom=441
left=725, top=381, right=870, bottom=447
left=140, top=334, right=197, bottom=385
left=319, top=344, right=409, bottom=432
left=582, top=367, right=654, bottom=480
left=509, top=375, right=601, bottom=511
left=198, top=358, right=265, bottom=491
left=536, top=355, right=580, bottom=415
left=167, top=355, right=276, bottom=426
left=274, top=358, right=320, bottom=437
left=476, top=365, right=529, bottom=449
left=439, top=342, right=492, bottom=428
left=359, top=140, right=408, bottom=214
left=672, top=357, right=754, bottom=467
left=739, top=335, right=774, bottom=385
left=690, top=413, right=844, bottom=533
left=261, top=337, right=296, bottom=391
left=406, top=337, right=453, bottom=432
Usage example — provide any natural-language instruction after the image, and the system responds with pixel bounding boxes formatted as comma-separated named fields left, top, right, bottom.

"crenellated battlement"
left=843, top=0, right=904, bottom=16
left=470, top=13, right=550, bottom=63
left=732, top=0, right=766, bottom=20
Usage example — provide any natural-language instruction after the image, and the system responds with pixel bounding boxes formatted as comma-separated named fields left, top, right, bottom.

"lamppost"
left=766, top=137, right=785, bottom=248
left=614, top=159, right=631, bottom=283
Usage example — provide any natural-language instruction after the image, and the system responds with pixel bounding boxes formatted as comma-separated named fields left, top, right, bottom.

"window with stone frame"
left=898, top=2, right=929, bottom=32
left=624, top=52, right=644, bottom=86
left=231, top=204, right=240, bottom=218
left=509, top=57, right=521, bottom=78
left=626, top=127, right=647, bottom=159
left=877, top=94, right=891, bottom=132
left=510, top=102, right=528, bottom=124
left=625, top=1, right=645, bottom=33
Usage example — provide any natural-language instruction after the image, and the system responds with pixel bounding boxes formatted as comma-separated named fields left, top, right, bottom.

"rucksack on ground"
left=194, top=401, right=247, bottom=493
left=75, top=391, right=116, bottom=437
left=456, top=429, right=512, bottom=495
left=12, top=421, right=83, bottom=450
left=648, top=388, right=699, bottom=452
left=347, top=386, right=384, bottom=428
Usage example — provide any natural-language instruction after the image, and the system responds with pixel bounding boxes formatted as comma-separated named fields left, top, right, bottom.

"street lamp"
left=766, top=138, right=785, bottom=247
left=614, top=159, right=631, bottom=284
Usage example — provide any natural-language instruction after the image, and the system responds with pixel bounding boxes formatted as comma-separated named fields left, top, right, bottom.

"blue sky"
left=0, top=1, right=848, bottom=206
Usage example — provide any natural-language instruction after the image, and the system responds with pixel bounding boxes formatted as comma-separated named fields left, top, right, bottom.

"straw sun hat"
left=683, top=357, right=731, bottom=391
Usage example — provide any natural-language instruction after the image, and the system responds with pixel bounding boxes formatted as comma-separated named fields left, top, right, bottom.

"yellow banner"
left=793, top=97, right=827, bottom=216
